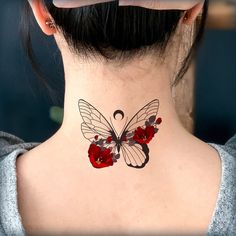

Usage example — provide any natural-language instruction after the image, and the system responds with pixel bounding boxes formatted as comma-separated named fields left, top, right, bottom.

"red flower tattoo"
left=133, top=125, right=156, bottom=144
left=106, top=136, right=113, bottom=143
left=156, top=117, right=162, bottom=124
left=88, top=143, right=114, bottom=168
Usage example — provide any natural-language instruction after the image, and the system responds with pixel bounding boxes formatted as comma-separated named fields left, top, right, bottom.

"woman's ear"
left=27, top=0, right=56, bottom=35
left=182, top=2, right=204, bottom=25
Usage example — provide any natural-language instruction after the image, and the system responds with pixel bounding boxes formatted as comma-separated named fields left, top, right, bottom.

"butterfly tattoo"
left=78, top=99, right=162, bottom=169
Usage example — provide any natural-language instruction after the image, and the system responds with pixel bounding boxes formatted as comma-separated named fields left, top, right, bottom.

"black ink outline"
left=78, top=99, right=160, bottom=168
left=113, top=110, right=125, bottom=120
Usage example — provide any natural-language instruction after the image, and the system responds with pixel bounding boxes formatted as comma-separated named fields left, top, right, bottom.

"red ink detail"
left=94, top=135, right=99, bottom=140
left=133, top=126, right=155, bottom=144
left=88, top=144, right=113, bottom=168
left=156, top=117, right=162, bottom=125
left=106, top=136, right=113, bottom=143
left=121, top=136, right=127, bottom=141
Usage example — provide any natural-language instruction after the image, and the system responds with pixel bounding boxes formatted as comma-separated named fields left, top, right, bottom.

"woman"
left=0, top=0, right=235, bottom=235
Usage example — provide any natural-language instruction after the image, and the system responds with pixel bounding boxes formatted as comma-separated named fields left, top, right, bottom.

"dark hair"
left=20, top=0, right=209, bottom=93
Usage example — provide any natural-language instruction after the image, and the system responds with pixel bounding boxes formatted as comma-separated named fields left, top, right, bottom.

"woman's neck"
left=51, top=50, right=197, bottom=172
left=62, top=54, right=179, bottom=129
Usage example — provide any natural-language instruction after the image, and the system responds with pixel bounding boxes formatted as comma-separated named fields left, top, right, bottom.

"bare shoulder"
left=16, top=143, right=61, bottom=232
left=15, top=136, right=223, bottom=234
left=16, top=149, right=44, bottom=231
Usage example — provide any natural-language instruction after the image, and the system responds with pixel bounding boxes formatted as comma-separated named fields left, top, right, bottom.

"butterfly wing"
left=119, top=99, right=160, bottom=168
left=120, top=142, right=149, bottom=168
left=78, top=99, right=118, bottom=142
left=123, top=99, right=160, bottom=134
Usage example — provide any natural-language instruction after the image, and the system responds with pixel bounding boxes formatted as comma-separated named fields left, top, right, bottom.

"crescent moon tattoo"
left=113, top=110, right=125, bottom=120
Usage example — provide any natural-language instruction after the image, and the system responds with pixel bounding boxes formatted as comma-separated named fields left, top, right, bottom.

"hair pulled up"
left=21, top=0, right=209, bottom=89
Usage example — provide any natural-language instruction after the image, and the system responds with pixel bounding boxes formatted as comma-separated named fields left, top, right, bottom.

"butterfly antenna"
left=118, top=117, right=128, bottom=137
left=109, top=117, right=119, bottom=137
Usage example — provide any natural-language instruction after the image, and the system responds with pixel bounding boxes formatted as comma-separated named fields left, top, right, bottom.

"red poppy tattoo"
left=78, top=99, right=162, bottom=169
left=133, top=126, right=156, bottom=144
left=88, top=144, right=114, bottom=168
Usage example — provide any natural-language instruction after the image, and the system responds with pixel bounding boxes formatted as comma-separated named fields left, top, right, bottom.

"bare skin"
left=16, top=132, right=222, bottom=235
left=16, top=0, right=222, bottom=235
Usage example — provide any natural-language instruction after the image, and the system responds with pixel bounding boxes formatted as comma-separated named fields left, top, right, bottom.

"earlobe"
left=27, top=0, right=56, bottom=36
left=182, top=3, right=204, bottom=25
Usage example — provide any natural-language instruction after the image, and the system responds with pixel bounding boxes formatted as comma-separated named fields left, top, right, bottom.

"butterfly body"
left=78, top=99, right=162, bottom=169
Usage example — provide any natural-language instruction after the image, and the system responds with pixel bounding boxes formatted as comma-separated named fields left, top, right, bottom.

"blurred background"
left=0, top=0, right=236, bottom=144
